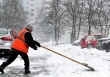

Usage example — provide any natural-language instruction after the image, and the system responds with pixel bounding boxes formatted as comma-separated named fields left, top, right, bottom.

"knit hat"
left=25, top=24, right=33, bottom=31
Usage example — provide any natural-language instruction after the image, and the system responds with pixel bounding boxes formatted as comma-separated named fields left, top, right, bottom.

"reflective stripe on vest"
left=17, top=31, right=26, bottom=43
left=11, top=29, right=29, bottom=53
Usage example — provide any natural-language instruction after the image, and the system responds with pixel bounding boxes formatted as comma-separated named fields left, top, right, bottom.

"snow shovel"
left=41, top=45, right=95, bottom=71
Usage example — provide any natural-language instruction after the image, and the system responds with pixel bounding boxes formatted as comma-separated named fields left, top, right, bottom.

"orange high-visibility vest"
left=11, top=28, right=29, bottom=53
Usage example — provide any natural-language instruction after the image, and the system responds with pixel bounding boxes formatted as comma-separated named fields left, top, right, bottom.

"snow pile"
left=0, top=43, right=110, bottom=77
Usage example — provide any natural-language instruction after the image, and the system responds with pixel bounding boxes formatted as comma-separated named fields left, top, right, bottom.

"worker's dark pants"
left=0, top=49, right=30, bottom=70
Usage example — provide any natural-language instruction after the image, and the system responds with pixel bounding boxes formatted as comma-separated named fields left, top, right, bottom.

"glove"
left=33, top=47, right=37, bottom=50
left=34, top=41, right=41, bottom=47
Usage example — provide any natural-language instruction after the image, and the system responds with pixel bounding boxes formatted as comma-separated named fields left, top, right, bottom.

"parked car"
left=0, top=28, right=17, bottom=58
left=80, top=34, right=106, bottom=49
left=72, top=40, right=80, bottom=46
left=96, top=35, right=110, bottom=52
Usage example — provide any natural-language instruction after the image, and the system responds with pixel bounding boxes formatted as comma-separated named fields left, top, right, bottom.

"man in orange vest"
left=0, top=24, right=41, bottom=74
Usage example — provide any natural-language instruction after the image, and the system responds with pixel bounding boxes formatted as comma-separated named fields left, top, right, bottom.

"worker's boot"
left=0, top=67, right=4, bottom=74
left=25, top=69, right=31, bottom=74
left=25, top=67, right=31, bottom=74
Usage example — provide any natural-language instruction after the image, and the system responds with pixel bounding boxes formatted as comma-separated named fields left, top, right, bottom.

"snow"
left=0, top=43, right=110, bottom=77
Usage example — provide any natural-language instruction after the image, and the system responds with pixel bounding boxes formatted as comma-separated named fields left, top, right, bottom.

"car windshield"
left=94, top=35, right=106, bottom=39
left=0, top=29, right=8, bottom=35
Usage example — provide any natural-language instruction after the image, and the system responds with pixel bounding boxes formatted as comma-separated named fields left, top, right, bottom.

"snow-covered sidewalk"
left=0, top=44, right=110, bottom=77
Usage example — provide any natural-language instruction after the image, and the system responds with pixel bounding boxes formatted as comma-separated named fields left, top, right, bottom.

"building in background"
left=42, top=0, right=52, bottom=16
left=22, top=0, right=43, bottom=28
left=23, top=0, right=38, bottom=26
left=22, top=0, right=44, bottom=38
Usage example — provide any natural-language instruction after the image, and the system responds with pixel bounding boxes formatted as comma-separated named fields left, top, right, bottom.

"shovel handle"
left=41, top=45, right=94, bottom=70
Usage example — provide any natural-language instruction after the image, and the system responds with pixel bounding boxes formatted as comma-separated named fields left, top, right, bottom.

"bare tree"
left=63, top=0, right=82, bottom=43
left=39, top=0, right=110, bottom=44
left=1, top=0, right=27, bottom=31
left=39, top=0, right=65, bottom=45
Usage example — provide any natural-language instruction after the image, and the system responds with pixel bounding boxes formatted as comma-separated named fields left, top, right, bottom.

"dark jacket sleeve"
left=24, top=32, right=37, bottom=50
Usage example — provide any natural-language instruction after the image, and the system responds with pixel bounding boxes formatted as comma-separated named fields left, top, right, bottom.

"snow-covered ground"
left=0, top=43, right=110, bottom=77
